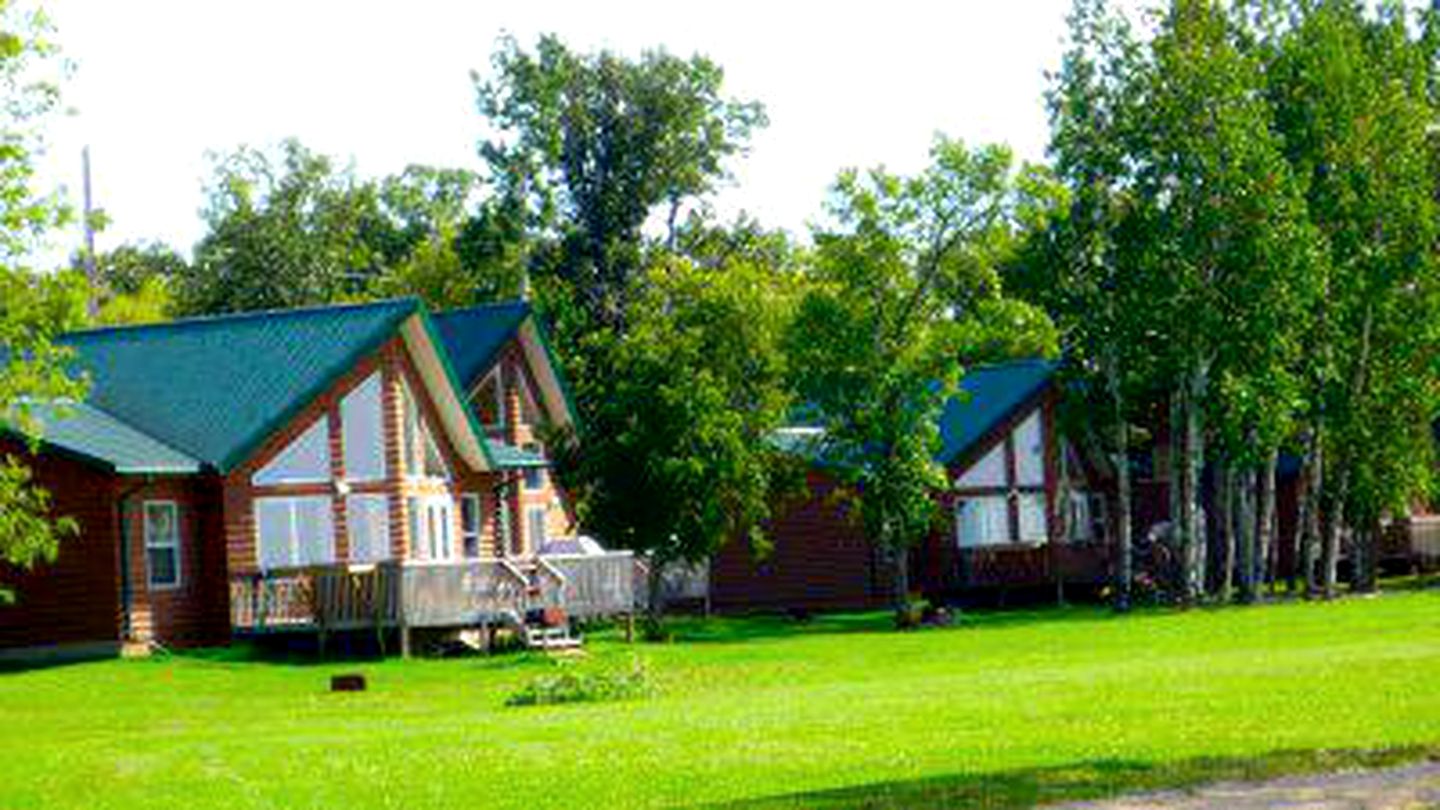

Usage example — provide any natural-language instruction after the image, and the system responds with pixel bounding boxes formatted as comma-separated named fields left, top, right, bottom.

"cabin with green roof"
left=709, top=359, right=1114, bottom=612
left=0, top=298, right=630, bottom=659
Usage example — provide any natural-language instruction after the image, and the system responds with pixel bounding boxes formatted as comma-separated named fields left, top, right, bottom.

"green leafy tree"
left=1258, top=0, right=1440, bottom=596
left=789, top=137, right=1055, bottom=620
left=67, top=242, right=185, bottom=325
left=178, top=140, right=388, bottom=314
left=551, top=253, right=800, bottom=622
left=0, top=2, right=84, bottom=597
left=476, top=34, right=767, bottom=331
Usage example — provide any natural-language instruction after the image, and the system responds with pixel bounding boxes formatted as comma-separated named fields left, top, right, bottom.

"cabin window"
left=475, top=371, right=503, bottom=428
left=956, top=444, right=1006, bottom=488
left=956, top=496, right=1010, bottom=547
left=341, top=372, right=386, bottom=482
left=345, top=494, right=391, bottom=562
left=1014, top=412, right=1046, bottom=486
left=527, top=506, right=548, bottom=552
left=408, top=495, right=454, bottom=561
left=143, top=501, right=181, bottom=589
left=255, top=496, right=335, bottom=570
left=252, top=417, right=331, bottom=485
left=401, top=380, right=450, bottom=480
left=522, top=445, right=546, bottom=490
left=1017, top=493, right=1048, bottom=544
left=460, top=493, right=482, bottom=558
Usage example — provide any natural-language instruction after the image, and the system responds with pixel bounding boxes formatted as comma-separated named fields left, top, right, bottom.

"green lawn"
left=2, top=592, right=1440, bottom=809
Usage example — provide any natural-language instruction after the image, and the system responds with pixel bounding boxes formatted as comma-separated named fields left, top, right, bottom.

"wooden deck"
left=229, top=553, right=637, bottom=635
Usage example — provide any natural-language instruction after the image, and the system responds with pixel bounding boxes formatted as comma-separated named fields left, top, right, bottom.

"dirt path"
left=1051, top=760, right=1440, bottom=809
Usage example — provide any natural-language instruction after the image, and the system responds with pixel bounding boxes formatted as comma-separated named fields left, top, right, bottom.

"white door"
left=409, top=495, right=455, bottom=561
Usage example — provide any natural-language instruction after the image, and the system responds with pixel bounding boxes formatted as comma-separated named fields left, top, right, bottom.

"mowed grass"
left=2, top=592, right=1440, bottom=809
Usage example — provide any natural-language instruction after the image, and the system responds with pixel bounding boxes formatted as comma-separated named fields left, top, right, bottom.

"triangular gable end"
left=400, top=312, right=495, bottom=472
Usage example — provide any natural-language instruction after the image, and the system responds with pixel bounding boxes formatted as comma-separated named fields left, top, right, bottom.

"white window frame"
left=254, top=496, right=336, bottom=570
left=252, top=416, right=332, bottom=486
left=460, top=493, right=482, bottom=558
left=345, top=493, right=392, bottom=563
left=408, top=495, right=456, bottom=562
left=401, top=380, right=451, bottom=482
left=143, top=500, right=181, bottom=590
left=527, top=505, right=548, bottom=553
left=340, top=371, right=387, bottom=483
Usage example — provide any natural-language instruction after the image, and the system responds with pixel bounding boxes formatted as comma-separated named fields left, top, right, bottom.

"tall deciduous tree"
left=476, top=34, right=767, bottom=332
left=550, top=253, right=800, bottom=622
left=179, top=140, right=387, bottom=314
left=0, top=2, right=83, bottom=597
left=789, top=137, right=1056, bottom=620
left=1258, top=0, right=1440, bottom=597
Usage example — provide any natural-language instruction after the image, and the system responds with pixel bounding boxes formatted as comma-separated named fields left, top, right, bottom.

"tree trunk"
left=1183, top=366, right=1208, bottom=602
left=1112, top=399, right=1133, bottom=613
left=1354, top=519, right=1379, bottom=593
left=646, top=557, right=668, bottom=627
left=1257, top=449, right=1278, bottom=599
left=1301, top=423, right=1324, bottom=598
left=1322, top=471, right=1347, bottom=600
left=892, top=545, right=912, bottom=622
left=1218, top=461, right=1235, bottom=603
left=1169, top=387, right=1186, bottom=601
left=1238, top=465, right=1257, bottom=603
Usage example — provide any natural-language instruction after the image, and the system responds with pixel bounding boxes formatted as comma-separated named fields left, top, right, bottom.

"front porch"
left=229, top=552, right=637, bottom=649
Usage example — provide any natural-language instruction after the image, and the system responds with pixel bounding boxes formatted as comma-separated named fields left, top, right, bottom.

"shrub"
left=505, top=657, right=653, bottom=707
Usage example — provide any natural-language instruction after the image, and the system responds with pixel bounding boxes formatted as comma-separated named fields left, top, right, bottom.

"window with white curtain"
left=1014, top=411, right=1046, bottom=486
left=341, top=372, right=386, bottom=482
left=346, top=494, right=391, bottom=562
left=144, top=501, right=181, bottom=588
left=252, top=417, right=331, bottom=485
left=408, top=495, right=454, bottom=561
left=1017, top=492, right=1049, bottom=544
left=255, top=496, right=335, bottom=569
left=527, top=506, right=548, bottom=552
left=956, top=496, right=1011, bottom=547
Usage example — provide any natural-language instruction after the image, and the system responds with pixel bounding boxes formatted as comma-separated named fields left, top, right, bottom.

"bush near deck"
left=0, top=590, right=1438, bottom=809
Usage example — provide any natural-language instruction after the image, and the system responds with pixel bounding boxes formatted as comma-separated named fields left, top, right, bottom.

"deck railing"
left=231, top=551, right=636, bottom=633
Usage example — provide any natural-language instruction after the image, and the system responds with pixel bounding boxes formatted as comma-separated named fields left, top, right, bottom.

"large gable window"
left=253, top=417, right=331, bottom=486
left=1014, top=412, right=1045, bottom=486
left=346, top=494, right=391, bottom=563
left=341, top=372, right=386, bottom=482
left=255, top=496, right=335, bottom=570
left=956, top=496, right=1009, bottom=547
left=957, top=444, right=1006, bottom=488
left=144, top=501, right=181, bottom=589
left=401, top=380, right=449, bottom=481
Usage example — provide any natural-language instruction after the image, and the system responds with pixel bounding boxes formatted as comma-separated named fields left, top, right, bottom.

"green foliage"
left=477, top=34, right=767, bottom=329
left=789, top=137, right=1055, bottom=606
left=504, top=656, right=652, bottom=707
left=552, top=251, right=801, bottom=578
left=179, top=140, right=387, bottom=314
left=0, top=2, right=84, bottom=594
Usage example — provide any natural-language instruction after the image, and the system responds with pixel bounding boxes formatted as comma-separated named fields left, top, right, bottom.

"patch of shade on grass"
left=0, top=591, right=1437, bottom=808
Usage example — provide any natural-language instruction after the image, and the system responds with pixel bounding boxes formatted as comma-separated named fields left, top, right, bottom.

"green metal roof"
left=937, top=358, right=1056, bottom=464
left=61, top=299, right=420, bottom=473
left=485, top=439, right=549, bottom=469
left=4, top=401, right=203, bottom=474
left=431, top=301, right=530, bottom=388
left=776, top=359, right=1057, bottom=466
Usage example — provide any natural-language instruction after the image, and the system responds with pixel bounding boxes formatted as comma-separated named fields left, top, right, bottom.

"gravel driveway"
left=1051, top=760, right=1440, bottom=809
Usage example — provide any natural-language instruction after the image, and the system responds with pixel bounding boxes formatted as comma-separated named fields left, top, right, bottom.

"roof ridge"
left=76, top=399, right=205, bottom=465
left=62, top=297, right=421, bottom=340
left=964, top=357, right=1055, bottom=372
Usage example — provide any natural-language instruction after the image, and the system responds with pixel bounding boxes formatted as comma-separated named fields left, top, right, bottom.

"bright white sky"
left=36, top=1, right=1074, bottom=260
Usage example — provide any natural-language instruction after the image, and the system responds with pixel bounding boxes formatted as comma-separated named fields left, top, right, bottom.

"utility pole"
left=81, top=145, right=99, bottom=319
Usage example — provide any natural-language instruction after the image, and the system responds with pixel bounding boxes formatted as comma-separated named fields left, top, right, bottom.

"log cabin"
left=0, top=298, right=632, bottom=660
